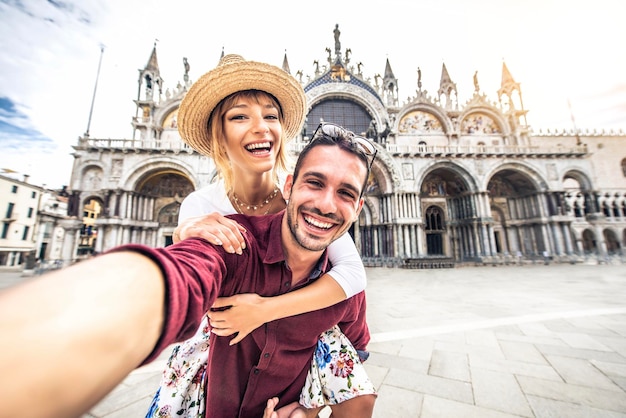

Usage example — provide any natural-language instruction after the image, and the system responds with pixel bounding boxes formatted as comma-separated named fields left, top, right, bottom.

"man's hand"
left=174, top=212, right=246, bottom=254
left=263, top=397, right=314, bottom=418
left=208, top=294, right=268, bottom=344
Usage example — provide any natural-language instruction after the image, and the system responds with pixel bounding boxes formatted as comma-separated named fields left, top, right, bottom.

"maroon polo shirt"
left=112, top=211, right=369, bottom=417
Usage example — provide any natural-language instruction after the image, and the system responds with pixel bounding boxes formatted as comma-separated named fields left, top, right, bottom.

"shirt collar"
left=263, top=211, right=329, bottom=279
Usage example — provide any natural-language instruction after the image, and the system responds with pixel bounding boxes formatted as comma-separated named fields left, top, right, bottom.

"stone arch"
left=562, top=169, right=597, bottom=217
left=562, top=169, right=594, bottom=190
left=603, top=228, right=621, bottom=255
left=153, top=99, right=181, bottom=127
left=367, top=146, right=397, bottom=194
left=582, top=228, right=598, bottom=255
left=135, top=169, right=194, bottom=222
left=77, top=195, right=105, bottom=257
left=414, top=162, right=478, bottom=260
left=485, top=164, right=549, bottom=256
left=484, top=162, right=547, bottom=194
left=121, top=156, right=201, bottom=190
left=304, top=83, right=388, bottom=140
left=418, top=161, right=479, bottom=196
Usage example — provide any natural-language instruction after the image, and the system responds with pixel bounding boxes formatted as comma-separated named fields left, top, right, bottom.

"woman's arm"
left=209, top=233, right=366, bottom=344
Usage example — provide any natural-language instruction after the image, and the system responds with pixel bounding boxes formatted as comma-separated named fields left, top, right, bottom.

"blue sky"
left=1, top=0, right=625, bottom=188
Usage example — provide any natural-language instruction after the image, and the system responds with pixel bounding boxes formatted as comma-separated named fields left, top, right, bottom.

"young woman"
left=147, top=55, right=376, bottom=417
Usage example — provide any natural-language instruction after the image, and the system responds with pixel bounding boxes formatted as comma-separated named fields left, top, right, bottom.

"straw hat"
left=178, top=54, right=306, bottom=156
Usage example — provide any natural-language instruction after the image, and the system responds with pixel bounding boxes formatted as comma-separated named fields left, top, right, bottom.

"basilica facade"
left=59, top=26, right=626, bottom=267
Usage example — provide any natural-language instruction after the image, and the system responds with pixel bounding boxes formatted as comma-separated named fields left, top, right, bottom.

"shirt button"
left=264, top=353, right=270, bottom=358
left=254, top=369, right=260, bottom=375
left=284, top=282, right=290, bottom=288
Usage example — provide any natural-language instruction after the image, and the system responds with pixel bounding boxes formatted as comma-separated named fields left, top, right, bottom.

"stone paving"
left=3, top=263, right=626, bottom=417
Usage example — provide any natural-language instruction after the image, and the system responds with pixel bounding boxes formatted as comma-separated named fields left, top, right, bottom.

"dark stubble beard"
left=286, top=205, right=339, bottom=252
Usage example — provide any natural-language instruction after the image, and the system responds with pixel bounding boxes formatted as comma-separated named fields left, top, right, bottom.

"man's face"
left=283, top=145, right=366, bottom=252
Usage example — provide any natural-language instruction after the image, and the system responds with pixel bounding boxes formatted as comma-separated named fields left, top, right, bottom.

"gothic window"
left=305, top=99, right=371, bottom=138
left=425, top=205, right=445, bottom=256
left=425, top=206, right=445, bottom=231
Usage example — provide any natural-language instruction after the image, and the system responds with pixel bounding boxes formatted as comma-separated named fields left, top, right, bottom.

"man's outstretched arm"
left=0, top=251, right=165, bottom=418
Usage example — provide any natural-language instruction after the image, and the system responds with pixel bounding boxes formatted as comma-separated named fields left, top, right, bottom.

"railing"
left=384, top=143, right=588, bottom=157
left=532, top=127, right=626, bottom=137
left=78, top=137, right=588, bottom=158
left=77, top=138, right=195, bottom=153
left=291, top=141, right=588, bottom=157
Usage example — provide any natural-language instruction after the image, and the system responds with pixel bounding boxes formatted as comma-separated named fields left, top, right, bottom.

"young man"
left=0, top=124, right=377, bottom=418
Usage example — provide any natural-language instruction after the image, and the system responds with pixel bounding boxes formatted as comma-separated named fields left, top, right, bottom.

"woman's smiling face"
left=221, top=94, right=283, bottom=176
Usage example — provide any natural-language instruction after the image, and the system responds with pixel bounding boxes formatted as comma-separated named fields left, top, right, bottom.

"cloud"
left=0, top=96, right=57, bottom=150
left=1, top=0, right=625, bottom=188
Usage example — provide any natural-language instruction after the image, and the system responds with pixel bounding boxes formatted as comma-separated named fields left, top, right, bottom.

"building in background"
left=0, top=172, right=41, bottom=270
left=57, top=26, right=625, bottom=268
left=34, top=187, right=70, bottom=269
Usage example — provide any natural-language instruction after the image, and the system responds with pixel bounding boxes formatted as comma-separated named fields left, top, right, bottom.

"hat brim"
left=178, top=56, right=306, bottom=156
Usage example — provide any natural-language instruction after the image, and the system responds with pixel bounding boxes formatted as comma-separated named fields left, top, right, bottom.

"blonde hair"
left=208, top=90, right=289, bottom=191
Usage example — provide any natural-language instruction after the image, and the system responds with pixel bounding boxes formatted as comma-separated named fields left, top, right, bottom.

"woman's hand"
left=207, top=294, right=268, bottom=344
left=173, top=212, right=246, bottom=254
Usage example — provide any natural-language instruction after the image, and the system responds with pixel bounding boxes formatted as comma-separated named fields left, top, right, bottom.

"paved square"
left=6, top=263, right=625, bottom=417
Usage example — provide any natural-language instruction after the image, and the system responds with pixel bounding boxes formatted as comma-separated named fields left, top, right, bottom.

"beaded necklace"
left=230, top=187, right=279, bottom=215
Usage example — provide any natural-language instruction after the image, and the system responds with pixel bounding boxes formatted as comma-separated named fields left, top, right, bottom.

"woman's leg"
left=299, top=326, right=377, bottom=417
left=145, top=317, right=211, bottom=417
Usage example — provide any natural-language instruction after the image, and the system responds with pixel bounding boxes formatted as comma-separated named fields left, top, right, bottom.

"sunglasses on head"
left=310, top=122, right=377, bottom=169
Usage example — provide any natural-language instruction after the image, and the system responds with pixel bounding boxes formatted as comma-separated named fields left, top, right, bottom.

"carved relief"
left=398, top=110, right=443, bottom=134
left=461, top=113, right=501, bottom=134
left=83, top=167, right=103, bottom=190
left=163, top=109, right=178, bottom=129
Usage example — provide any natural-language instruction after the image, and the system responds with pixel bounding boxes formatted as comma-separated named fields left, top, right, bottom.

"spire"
left=282, top=50, right=291, bottom=74
left=498, top=61, right=519, bottom=97
left=382, top=58, right=398, bottom=107
left=383, top=58, right=395, bottom=80
left=144, top=42, right=160, bottom=73
left=137, top=41, right=163, bottom=101
left=438, top=63, right=458, bottom=110
left=440, top=63, right=452, bottom=86
left=497, top=61, right=527, bottom=126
